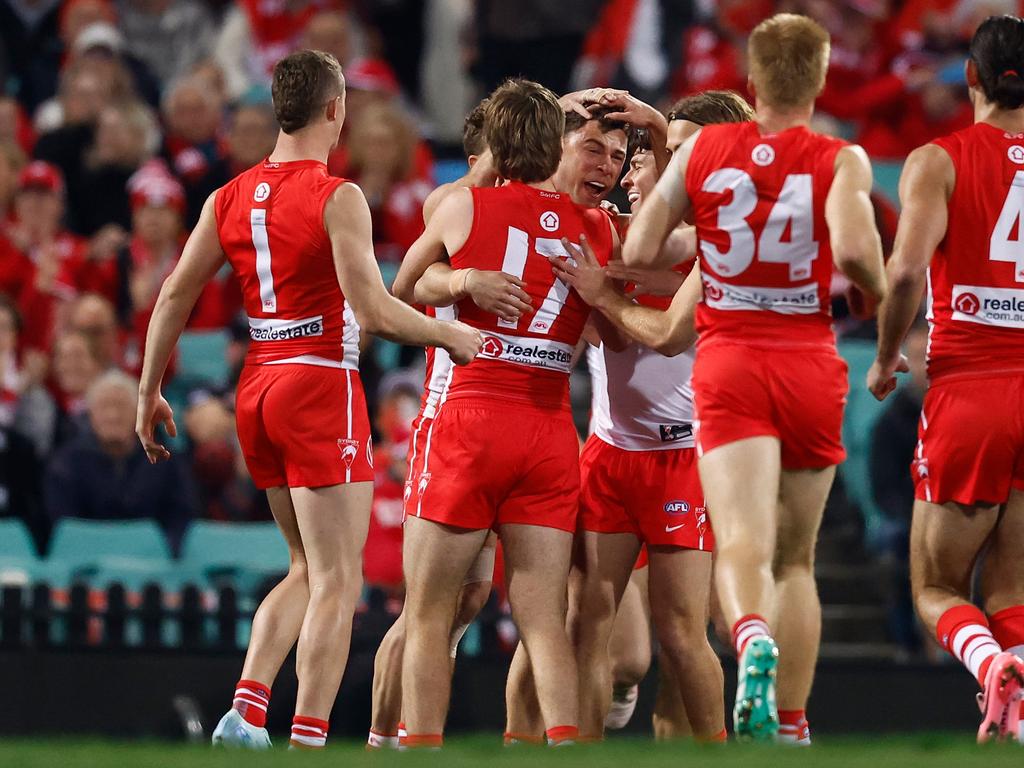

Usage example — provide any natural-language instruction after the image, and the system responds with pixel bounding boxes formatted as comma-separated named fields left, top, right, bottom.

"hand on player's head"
left=558, top=88, right=630, bottom=120
left=550, top=235, right=613, bottom=307
left=465, top=269, right=532, bottom=324
left=135, top=392, right=176, bottom=464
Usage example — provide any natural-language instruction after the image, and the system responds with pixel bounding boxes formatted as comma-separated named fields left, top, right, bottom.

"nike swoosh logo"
left=665, top=524, right=686, bottom=533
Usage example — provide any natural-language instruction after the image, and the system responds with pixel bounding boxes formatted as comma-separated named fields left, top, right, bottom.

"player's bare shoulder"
left=900, top=142, right=957, bottom=200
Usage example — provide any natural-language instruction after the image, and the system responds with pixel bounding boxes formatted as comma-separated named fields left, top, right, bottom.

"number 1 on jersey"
left=250, top=208, right=277, bottom=313
left=495, top=226, right=576, bottom=334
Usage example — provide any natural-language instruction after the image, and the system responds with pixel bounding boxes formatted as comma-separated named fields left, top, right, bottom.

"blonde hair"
left=748, top=13, right=830, bottom=109
left=484, top=79, right=563, bottom=184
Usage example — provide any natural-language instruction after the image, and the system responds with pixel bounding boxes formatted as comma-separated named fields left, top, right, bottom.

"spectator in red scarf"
left=161, top=76, right=227, bottom=226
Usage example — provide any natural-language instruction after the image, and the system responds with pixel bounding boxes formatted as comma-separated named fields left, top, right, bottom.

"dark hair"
left=271, top=50, right=344, bottom=134
left=563, top=105, right=628, bottom=137
left=970, top=15, right=1024, bottom=110
left=667, top=90, right=754, bottom=126
left=462, top=98, right=489, bottom=158
left=484, top=79, right=564, bottom=183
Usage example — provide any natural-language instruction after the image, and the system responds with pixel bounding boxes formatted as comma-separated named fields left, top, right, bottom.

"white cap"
left=74, top=22, right=125, bottom=56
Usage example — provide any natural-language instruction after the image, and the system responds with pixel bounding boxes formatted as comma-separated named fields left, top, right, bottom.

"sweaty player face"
left=557, top=121, right=628, bottom=208
left=666, top=119, right=702, bottom=154
left=620, top=149, right=658, bottom=213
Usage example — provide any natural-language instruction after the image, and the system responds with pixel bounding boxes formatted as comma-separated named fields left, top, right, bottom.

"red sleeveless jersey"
left=685, top=122, right=847, bottom=349
left=215, top=159, right=359, bottom=368
left=447, top=181, right=614, bottom=410
left=927, top=123, right=1024, bottom=382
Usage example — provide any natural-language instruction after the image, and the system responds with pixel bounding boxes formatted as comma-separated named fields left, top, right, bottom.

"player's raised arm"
left=551, top=235, right=700, bottom=356
left=868, top=144, right=953, bottom=400
left=325, top=182, right=482, bottom=364
left=622, top=137, right=695, bottom=269
left=826, top=145, right=887, bottom=304
left=137, top=192, right=227, bottom=463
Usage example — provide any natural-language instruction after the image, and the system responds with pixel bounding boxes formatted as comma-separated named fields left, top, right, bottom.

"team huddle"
left=135, top=10, right=1024, bottom=751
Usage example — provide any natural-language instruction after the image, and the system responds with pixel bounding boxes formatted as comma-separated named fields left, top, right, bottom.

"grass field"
left=2, top=735, right=1022, bottom=768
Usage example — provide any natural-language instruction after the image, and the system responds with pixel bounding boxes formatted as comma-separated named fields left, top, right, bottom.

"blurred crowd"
left=0, top=0, right=1009, bottom=599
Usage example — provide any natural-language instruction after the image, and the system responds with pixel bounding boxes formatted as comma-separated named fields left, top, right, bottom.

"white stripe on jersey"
left=588, top=342, right=696, bottom=451
left=342, top=300, right=361, bottom=369
left=423, top=305, right=456, bottom=419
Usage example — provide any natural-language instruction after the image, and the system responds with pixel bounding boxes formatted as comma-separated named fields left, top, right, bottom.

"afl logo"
left=480, top=335, right=504, bottom=358
left=664, top=500, right=690, bottom=515
left=540, top=211, right=560, bottom=232
left=954, top=292, right=980, bottom=315
left=1009, top=145, right=1024, bottom=164
left=752, top=144, right=775, bottom=166
left=254, top=182, right=271, bottom=202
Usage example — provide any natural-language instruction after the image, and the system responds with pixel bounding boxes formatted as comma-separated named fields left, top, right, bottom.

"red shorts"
left=914, top=375, right=1024, bottom=506
left=404, top=401, right=580, bottom=532
left=235, top=363, right=373, bottom=489
left=692, top=343, right=847, bottom=470
left=578, top=435, right=713, bottom=551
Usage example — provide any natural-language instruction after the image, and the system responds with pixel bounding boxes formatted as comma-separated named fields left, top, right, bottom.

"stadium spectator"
left=0, top=295, right=54, bottom=459
left=190, top=100, right=278, bottom=208
left=0, top=139, right=27, bottom=221
left=343, top=102, right=431, bottom=265
left=363, top=370, right=423, bottom=590
left=71, top=100, right=160, bottom=236
left=0, top=0, right=62, bottom=113
left=5, top=161, right=100, bottom=350
left=115, top=0, right=216, bottom=86
left=183, top=394, right=269, bottom=522
left=43, top=368, right=197, bottom=552
left=161, top=76, right=226, bottom=226
left=0, top=97, right=35, bottom=156
left=48, top=329, right=103, bottom=451
left=870, top=319, right=928, bottom=653
left=213, top=0, right=341, bottom=101
left=299, top=9, right=359, bottom=69
left=66, top=293, right=120, bottom=371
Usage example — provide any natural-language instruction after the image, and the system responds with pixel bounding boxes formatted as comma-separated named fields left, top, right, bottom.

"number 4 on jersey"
left=495, top=225, right=578, bottom=333
left=990, top=171, right=1024, bottom=282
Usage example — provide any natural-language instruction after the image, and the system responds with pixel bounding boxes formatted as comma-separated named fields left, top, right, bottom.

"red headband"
left=1003, top=69, right=1020, bottom=78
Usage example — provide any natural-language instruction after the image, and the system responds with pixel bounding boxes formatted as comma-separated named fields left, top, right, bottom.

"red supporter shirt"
left=685, top=121, right=847, bottom=350
left=926, top=123, right=1024, bottom=382
left=447, top=182, right=614, bottom=410
left=215, top=159, right=357, bottom=368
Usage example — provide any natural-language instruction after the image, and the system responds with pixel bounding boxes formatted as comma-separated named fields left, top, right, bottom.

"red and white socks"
left=778, top=709, right=811, bottom=745
left=936, top=605, right=1002, bottom=686
left=290, top=716, right=329, bottom=749
left=990, top=605, right=1024, bottom=658
left=732, top=614, right=772, bottom=657
left=545, top=725, right=579, bottom=746
left=232, top=679, right=270, bottom=728
left=367, top=721, right=403, bottom=749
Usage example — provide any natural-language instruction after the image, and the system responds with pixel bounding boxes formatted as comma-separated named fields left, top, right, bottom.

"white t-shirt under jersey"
left=588, top=341, right=696, bottom=451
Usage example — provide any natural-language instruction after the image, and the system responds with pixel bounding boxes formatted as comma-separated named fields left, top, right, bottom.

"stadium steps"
left=816, top=563, right=885, bottom=605
left=821, top=604, right=891, bottom=644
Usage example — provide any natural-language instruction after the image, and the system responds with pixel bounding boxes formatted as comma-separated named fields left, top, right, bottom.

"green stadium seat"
left=179, top=521, right=289, bottom=595
left=872, top=161, right=903, bottom=207
left=837, top=339, right=900, bottom=549
left=0, top=518, right=41, bottom=582
left=47, top=519, right=173, bottom=587
left=175, top=330, right=231, bottom=389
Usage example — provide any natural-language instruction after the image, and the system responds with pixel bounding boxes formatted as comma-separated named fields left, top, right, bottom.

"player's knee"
left=716, top=534, right=773, bottom=566
left=655, top=606, right=712, bottom=655
left=611, top=652, right=651, bottom=687
left=772, top=538, right=815, bottom=577
left=307, top=563, right=363, bottom=603
left=455, top=580, right=491, bottom=624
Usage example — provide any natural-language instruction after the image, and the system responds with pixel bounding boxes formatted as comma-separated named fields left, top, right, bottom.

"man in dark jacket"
left=43, top=368, right=197, bottom=553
